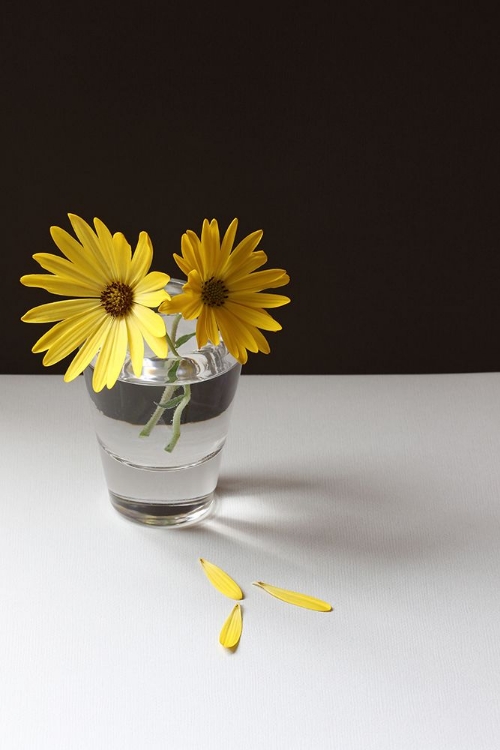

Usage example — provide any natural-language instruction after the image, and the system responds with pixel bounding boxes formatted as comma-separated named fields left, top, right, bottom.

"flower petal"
left=229, top=269, right=290, bottom=293
left=197, top=306, right=220, bottom=347
left=50, top=226, right=107, bottom=284
left=63, top=315, right=114, bottom=383
left=20, top=274, right=102, bottom=298
left=92, top=318, right=128, bottom=391
left=163, top=291, right=203, bottom=320
left=195, top=306, right=210, bottom=348
left=112, top=232, right=132, bottom=276
left=68, top=214, right=110, bottom=278
left=215, top=306, right=259, bottom=353
left=223, top=251, right=268, bottom=284
left=247, top=325, right=271, bottom=354
left=131, top=304, right=166, bottom=338
left=219, top=604, right=242, bottom=649
left=225, top=300, right=282, bottom=332
left=172, top=252, right=191, bottom=277
left=201, top=219, right=220, bottom=274
left=41, top=311, right=104, bottom=366
left=106, top=318, right=128, bottom=389
left=199, top=558, right=243, bottom=600
left=185, top=269, right=203, bottom=293
left=125, top=314, right=145, bottom=376
left=158, top=295, right=185, bottom=315
left=220, top=218, right=238, bottom=257
left=143, top=331, right=168, bottom=359
left=134, top=271, right=171, bottom=296
left=253, top=582, right=333, bottom=612
left=32, top=307, right=105, bottom=356
left=229, top=291, right=291, bottom=309
left=21, top=298, right=101, bottom=323
left=134, top=290, right=170, bottom=308
left=131, top=308, right=168, bottom=358
left=128, top=231, right=153, bottom=287
left=31, top=253, right=103, bottom=292
left=218, top=318, right=270, bottom=356
left=92, top=320, right=119, bottom=392
left=177, top=233, right=201, bottom=277
left=228, top=229, right=263, bottom=267
left=214, top=307, right=248, bottom=364
left=94, top=217, right=120, bottom=280
left=186, top=230, right=209, bottom=276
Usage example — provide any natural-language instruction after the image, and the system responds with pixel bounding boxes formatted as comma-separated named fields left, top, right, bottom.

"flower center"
left=100, top=281, right=134, bottom=317
left=201, top=277, right=229, bottom=307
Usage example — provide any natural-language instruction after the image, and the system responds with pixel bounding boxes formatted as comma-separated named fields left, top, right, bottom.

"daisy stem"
left=165, top=384, right=191, bottom=453
left=139, top=314, right=183, bottom=438
left=171, top=313, right=181, bottom=342
left=139, top=383, right=178, bottom=437
left=165, top=313, right=182, bottom=357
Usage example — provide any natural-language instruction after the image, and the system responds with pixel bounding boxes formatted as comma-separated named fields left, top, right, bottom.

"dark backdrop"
left=3, top=2, right=499, bottom=375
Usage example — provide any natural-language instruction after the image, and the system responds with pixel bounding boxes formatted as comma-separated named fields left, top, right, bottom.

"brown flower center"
left=201, top=277, right=229, bottom=307
left=100, top=281, right=134, bottom=317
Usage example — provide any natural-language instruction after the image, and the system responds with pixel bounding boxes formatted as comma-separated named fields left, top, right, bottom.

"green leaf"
left=167, top=359, right=180, bottom=383
left=174, top=332, right=196, bottom=348
left=155, top=394, right=184, bottom=410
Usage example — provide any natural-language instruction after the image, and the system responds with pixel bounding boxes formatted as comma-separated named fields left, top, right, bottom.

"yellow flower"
left=21, top=214, right=170, bottom=392
left=159, top=218, right=290, bottom=364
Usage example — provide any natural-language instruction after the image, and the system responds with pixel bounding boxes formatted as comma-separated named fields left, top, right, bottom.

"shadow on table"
left=129, top=456, right=479, bottom=573
left=205, top=464, right=477, bottom=566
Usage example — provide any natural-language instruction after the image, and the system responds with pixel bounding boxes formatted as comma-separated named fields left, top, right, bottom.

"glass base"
left=98, top=443, right=223, bottom=526
left=109, top=491, right=216, bottom=527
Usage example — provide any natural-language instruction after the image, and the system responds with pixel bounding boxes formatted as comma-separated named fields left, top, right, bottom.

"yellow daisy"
left=21, top=214, right=170, bottom=392
left=159, top=218, right=290, bottom=364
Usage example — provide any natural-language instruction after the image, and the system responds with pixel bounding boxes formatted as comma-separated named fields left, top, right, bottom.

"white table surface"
left=1, top=373, right=499, bottom=750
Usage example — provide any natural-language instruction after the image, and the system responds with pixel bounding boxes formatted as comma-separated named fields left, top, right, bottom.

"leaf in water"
left=175, top=332, right=196, bottom=348
left=253, top=581, right=332, bottom=612
left=167, top=359, right=180, bottom=383
left=155, top=394, right=184, bottom=409
left=219, top=604, right=242, bottom=648
left=199, top=559, right=243, bottom=600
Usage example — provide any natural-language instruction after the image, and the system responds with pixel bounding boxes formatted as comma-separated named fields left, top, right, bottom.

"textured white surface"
left=1, top=373, right=500, bottom=750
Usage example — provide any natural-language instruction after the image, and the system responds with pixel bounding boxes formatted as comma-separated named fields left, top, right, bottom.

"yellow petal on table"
left=199, top=559, right=243, bottom=600
left=219, top=604, right=242, bottom=649
left=253, top=582, right=333, bottom=612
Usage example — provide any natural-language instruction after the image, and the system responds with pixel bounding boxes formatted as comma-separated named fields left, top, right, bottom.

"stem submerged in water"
left=139, top=314, right=192, bottom=450
left=139, top=382, right=177, bottom=437
left=165, top=384, right=191, bottom=453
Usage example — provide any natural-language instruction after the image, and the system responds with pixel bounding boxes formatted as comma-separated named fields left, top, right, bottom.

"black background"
left=3, top=2, right=499, bottom=375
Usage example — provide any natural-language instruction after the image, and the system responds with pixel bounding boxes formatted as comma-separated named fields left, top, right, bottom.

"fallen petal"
left=219, top=604, right=243, bottom=649
left=199, top=558, right=243, bottom=600
left=253, top=581, right=332, bottom=612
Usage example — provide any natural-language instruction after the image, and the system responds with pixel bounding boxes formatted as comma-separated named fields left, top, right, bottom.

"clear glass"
left=84, top=280, right=241, bottom=527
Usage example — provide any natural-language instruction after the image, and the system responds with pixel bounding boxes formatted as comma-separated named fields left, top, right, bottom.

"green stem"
left=165, top=314, right=182, bottom=357
left=165, top=384, right=191, bottom=453
left=170, top=313, right=181, bottom=346
left=139, top=383, right=177, bottom=437
left=139, top=314, right=183, bottom=437
left=140, top=314, right=193, bottom=448
left=165, top=332, right=180, bottom=358
left=156, top=394, right=185, bottom=410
